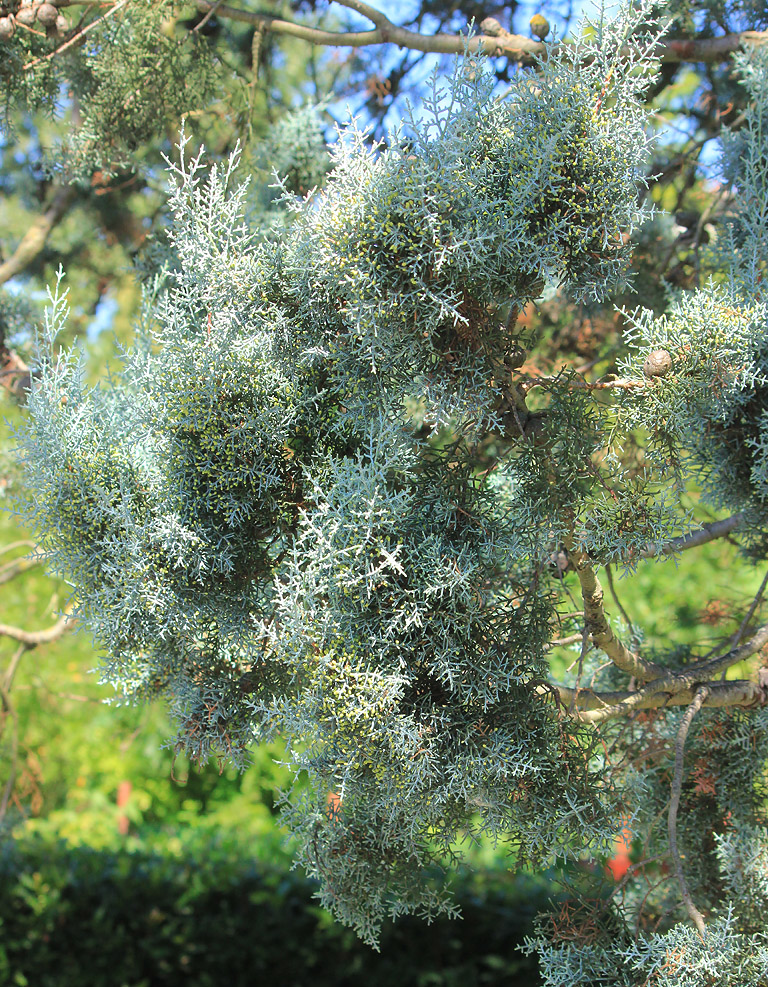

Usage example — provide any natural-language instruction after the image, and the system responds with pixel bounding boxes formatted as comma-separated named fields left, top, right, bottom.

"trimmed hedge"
left=0, top=838, right=550, bottom=986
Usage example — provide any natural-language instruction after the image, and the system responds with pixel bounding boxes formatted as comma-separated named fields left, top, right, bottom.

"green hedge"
left=0, top=838, right=551, bottom=987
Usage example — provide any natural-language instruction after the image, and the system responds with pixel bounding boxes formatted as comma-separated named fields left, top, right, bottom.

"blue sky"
left=330, top=0, right=724, bottom=183
left=324, top=0, right=594, bottom=131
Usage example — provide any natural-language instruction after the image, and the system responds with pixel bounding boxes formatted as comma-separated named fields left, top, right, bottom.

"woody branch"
left=189, top=0, right=768, bottom=66
left=546, top=620, right=768, bottom=723
left=48, top=1, right=767, bottom=68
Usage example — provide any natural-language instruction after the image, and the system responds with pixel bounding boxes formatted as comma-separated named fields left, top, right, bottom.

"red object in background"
left=607, top=822, right=632, bottom=881
left=327, top=790, right=342, bottom=819
left=116, top=780, right=132, bottom=836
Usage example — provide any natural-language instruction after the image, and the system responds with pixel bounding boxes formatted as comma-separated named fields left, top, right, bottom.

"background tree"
left=4, top=0, right=768, bottom=983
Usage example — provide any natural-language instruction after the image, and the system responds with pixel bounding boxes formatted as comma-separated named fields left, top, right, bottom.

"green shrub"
left=0, top=837, right=550, bottom=987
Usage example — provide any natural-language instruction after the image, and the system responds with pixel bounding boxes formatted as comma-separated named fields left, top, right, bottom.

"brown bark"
left=0, top=186, right=75, bottom=287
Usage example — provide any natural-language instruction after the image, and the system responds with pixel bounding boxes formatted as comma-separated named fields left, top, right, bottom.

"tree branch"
left=668, top=686, right=709, bottom=937
left=193, top=0, right=545, bottom=61
left=191, top=0, right=768, bottom=65
left=2, top=643, right=28, bottom=694
left=638, top=513, right=744, bottom=560
left=0, top=679, right=18, bottom=823
left=0, top=555, right=41, bottom=586
left=0, top=185, right=75, bottom=285
left=0, top=611, right=75, bottom=647
left=570, top=548, right=663, bottom=681
left=680, top=619, right=768, bottom=680
left=556, top=619, right=768, bottom=722
left=545, top=677, right=759, bottom=717
left=0, top=345, right=32, bottom=399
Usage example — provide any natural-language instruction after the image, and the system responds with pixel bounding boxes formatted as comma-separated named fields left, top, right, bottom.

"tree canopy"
left=4, top=0, right=768, bottom=982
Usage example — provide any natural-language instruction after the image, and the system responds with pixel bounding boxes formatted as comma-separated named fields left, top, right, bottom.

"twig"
left=0, top=611, right=75, bottom=647
left=548, top=632, right=585, bottom=648
left=248, top=18, right=265, bottom=121
left=715, top=565, right=768, bottom=682
left=729, top=566, right=768, bottom=653
left=567, top=624, right=591, bottom=715
left=23, top=0, right=131, bottom=71
left=0, top=542, right=36, bottom=556
left=668, top=686, right=709, bottom=937
left=0, top=556, right=41, bottom=586
left=638, top=513, right=744, bottom=560
left=607, top=853, right=666, bottom=904
left=2, top=644, right=28, bottom=694
left=0, top=681, right=18, bottom=822
left=0, top=186, right=75, bottom=285
left=521, top=374, right=649, bottom=394
left=569, top=547, right=663, bottom=681
left=334, top=0, right=390, bottom=28
left=193, top=0, right=225, bottom=33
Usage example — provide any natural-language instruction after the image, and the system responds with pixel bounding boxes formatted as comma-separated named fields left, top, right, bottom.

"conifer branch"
left=23, top=0, right=132, bottom=72
left=192, top=0, right=545, bottom=63
left=668, top=686, right=709, bottom=937
left=563, top=620, right=768, bottom=722
left=188, top=0, right=768, bottom=65
left=681, top=620, right=768, bottom=680
left=570, top=548, right=663, bottom=681
left=547, top=677, right=761, bottom=717
left=13, top=1, right=768, bottom=962
left=638, top=513, right=744, bottom=559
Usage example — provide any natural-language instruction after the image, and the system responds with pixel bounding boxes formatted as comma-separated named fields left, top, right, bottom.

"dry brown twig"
left=668, top=686, right=710, bottom=936
left=188, top=0, right=768, bottom=65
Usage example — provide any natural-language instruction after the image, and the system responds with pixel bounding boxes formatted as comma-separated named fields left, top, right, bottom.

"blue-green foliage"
left=525, top=43, right=768, bottom=975
left=531, top=907, right=768, bottom=987
left=0, top=0, right=220, bottom=179
left=18, top=5, right=661, bottom=940
left=16, top=0, right=768, bottom=977
left=527, top=706, right=768, bottom=985
left=617, top=46, right=768, bottom=553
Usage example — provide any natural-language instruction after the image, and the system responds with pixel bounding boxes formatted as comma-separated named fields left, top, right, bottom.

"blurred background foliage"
left=2, top=0, right=768, bottom=982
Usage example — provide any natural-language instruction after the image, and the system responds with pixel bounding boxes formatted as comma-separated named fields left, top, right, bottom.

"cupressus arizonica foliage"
left=10, top=0, right=768, bottom=981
